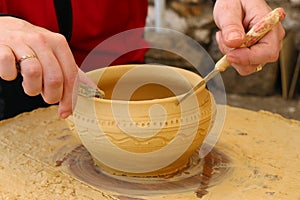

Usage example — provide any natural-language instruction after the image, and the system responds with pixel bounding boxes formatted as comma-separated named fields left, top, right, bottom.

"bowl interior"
left=87, top=64, right=202, bottom=101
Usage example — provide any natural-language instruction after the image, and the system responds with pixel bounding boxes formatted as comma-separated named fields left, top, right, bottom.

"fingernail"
left=226, top=31, right=243, bottom=41
left=59, top=111, right=72, bottom=119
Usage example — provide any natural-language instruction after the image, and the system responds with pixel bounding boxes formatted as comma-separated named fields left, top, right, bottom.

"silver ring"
left=17, top=54, right=37, bottom=63
left=256, top=64, right=263, bottom=72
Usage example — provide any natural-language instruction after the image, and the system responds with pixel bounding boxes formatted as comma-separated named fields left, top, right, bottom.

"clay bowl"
left=70, top=64, right=216, bottom=177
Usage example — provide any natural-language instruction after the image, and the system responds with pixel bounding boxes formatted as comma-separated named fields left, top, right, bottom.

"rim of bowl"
left=85, top=64, right=206, bottom=105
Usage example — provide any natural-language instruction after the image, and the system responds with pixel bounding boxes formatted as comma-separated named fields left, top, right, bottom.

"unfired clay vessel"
left=70, top=64, right=216, bottom=177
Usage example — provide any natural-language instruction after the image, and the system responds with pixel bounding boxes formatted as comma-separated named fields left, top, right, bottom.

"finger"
left=49, top=34, right=79, bottom=118
left=12, top=46, right=43, bottom=96
left=231, top=63, right=262, bottom=76
left=56, top=51, right=78, bottom=119
left=239, top=1, right=272, bottom=27
left=215, top=31, right=234, bottom=54
left=226, top=33, right=283, bottom=67
left=37, top=49, right=64, bottom=104
left=0, top=44, right=18, bottom=80
left=19, top=55, right=43, bottom=96
left=213, top=0, right=245, bottom=48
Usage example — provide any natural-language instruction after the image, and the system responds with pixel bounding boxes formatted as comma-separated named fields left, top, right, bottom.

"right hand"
left=213, top=0, right=285, bottom=75
left=0, top=16, right=79, bottom=118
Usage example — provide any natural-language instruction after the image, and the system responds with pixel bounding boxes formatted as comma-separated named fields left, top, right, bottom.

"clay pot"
left=70, top=64, right=216, bottom=177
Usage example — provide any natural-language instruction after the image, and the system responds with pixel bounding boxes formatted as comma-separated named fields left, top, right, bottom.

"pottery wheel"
left=59, top=144, right=231, bottom=196
left=0, top=105, right=299, bottom=200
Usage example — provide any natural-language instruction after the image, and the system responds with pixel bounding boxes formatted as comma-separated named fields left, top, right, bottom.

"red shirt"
left=0, top=0, right=149, bottom=70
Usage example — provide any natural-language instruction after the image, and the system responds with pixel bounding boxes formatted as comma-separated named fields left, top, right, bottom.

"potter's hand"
left=213, top=0, right=285, bottom=75
left=0, top=16, right=78, bottom=118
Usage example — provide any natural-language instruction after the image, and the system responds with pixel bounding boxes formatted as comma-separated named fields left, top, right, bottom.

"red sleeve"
left=0, top=0, right=7, bottom=12
left=70, top=0, right=149, bottom=68
left=0, top=0, right=149, bottom=68
left=0, top=0, right=59, bottom=32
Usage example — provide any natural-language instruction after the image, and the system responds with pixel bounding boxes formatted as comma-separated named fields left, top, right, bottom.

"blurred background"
left=145, top=0, right=300, bottom=120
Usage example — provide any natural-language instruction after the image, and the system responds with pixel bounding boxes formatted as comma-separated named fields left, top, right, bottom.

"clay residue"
left=56, top=145, right=231, bottom=197
left=0, top=106, right=299, bottom=199
left=195, top=148, right=232, bottom=198
left=201, top=106, right=300, bottom=200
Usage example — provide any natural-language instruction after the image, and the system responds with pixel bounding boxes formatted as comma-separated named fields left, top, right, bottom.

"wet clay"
left=59, top=144, right=231, bottom=196
left=0, top=106, right=299, bottom=199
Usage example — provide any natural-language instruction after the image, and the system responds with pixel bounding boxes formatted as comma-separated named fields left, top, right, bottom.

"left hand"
left=213, top=0, right=285, bottom=75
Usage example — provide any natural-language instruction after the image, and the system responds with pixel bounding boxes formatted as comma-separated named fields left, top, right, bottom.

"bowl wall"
left=71, top=64, right=216, bottom=177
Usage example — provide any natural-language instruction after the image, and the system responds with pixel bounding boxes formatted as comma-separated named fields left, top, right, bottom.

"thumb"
left=213, top=0, right=245, bottom=48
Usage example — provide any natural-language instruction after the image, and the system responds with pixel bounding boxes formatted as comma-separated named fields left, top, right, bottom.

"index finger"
left=52, top=36, right=79, bottom=118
